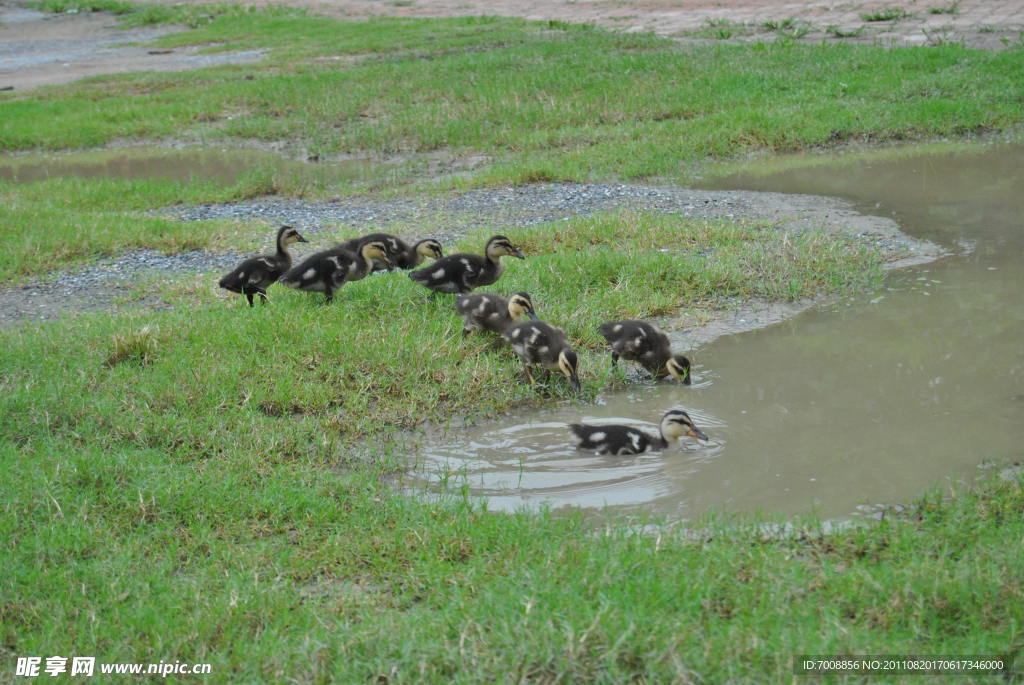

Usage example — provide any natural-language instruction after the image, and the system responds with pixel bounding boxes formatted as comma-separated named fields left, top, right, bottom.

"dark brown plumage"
left=598, top=320, right=691, bottom=384
left=502, top=320, right=581, bottom=392
left=454, top=291, right=538, bottom=336
left=279, top=240, right=392, bottom=302
left=409, top=235, right=524, bottom=294
left=218, top=225, right=308, bottom=306
left=336, top=233, right=443, bottom=271
left=569, top=409, right=708, bottom=455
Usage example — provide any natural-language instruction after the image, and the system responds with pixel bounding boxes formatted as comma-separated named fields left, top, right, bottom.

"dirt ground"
left=2, top=0, right=1022, bottom=91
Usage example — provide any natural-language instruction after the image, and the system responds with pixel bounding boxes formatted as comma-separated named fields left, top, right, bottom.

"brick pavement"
left=301, top=0, right=1024, bottom=49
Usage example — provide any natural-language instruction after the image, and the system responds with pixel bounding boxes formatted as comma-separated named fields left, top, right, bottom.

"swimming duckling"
left=337, top=233, right=444, bottom=271
left=569, top=409, right=708, bottom=456
left=218, top=225, right=308, bottom=306
left=409, top=235, right=524, bottom=294
left=501, top=320, right=581, bottom=392
left=598, top=320, right=692, bottom=384
left=279, top=240, right=392, bottom=302
left=455, top=291, right=538, bottom=336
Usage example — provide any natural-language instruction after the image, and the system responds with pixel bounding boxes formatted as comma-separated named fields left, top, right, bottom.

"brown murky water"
left=0, top=147, right=383, bottom=185
left=411, top=142, right=1024, bottom=518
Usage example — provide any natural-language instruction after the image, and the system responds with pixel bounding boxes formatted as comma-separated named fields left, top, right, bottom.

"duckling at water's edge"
left=218, top=225, right=308, bottom=306
left=599, top=320, right=691, bottom=384
left=569, top=409, right=708, bottom=455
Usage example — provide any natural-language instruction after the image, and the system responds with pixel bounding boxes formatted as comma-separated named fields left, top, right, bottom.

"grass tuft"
left=104, top=325, right=158, bottom=367
left=827, top=24, right=866, bottom=38
left=860, top=8, right=911, bottom=22
left=928, top=2, right=960, bottom=15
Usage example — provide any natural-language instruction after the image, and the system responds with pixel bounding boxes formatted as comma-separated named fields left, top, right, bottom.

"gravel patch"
left=0, top=182, right=944, bottom=328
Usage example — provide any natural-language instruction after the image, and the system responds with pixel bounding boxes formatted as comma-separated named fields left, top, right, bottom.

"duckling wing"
left=569, top=424, right=651, bottom=455
left=600, top=320, right=666, bottom=362
left=280, top=250, right=353, bottom=291
left=455, top=293, right=508, bottom=331
left=219, top=256, right=276, bottom=292
left=502, top=322, right=559, bottom=364
left=410, top=253, right=484, bottom=293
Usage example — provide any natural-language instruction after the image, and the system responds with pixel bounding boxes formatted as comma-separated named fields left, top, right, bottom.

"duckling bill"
left=218, top=225, right=308, bottom=306
left=599, top=320, right=692, bottom=384
left=569, top=409, right=708, bottom=456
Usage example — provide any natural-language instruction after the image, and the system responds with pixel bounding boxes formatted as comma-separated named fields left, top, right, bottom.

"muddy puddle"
left=0, top=147, right=385, bottom=185
left=408, top=142, right=1024, bottom=519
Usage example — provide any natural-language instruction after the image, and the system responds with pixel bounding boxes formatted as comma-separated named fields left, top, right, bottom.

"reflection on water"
left=411, top=143, right=1024, bottom=518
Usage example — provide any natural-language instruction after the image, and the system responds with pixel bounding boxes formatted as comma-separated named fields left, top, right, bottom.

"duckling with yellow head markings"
left=218, top=224, right=308, bottom=307
left=569, top=409, right=708, bottom=456
left=455, top=291, right=538, bottom=336
left=409, top=235, right=524, bottom=294
left=501, top=320, right=581, bottom=392
left=336, top=233, right=443, bottom=272
left=598, top=320, right=692, bottom=384
left=279, top=240, right=392, bottom=303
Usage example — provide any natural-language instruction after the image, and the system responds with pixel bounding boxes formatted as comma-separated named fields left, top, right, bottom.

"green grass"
left=0, top=210, right=885, bottom=455
left=1, top=208, right=1020, bottom=679
left=3, top=6, right=1023, bottom=679
left=3, top=8, right=1023, bottom=188
left=0, top=175, right=272, bottom=281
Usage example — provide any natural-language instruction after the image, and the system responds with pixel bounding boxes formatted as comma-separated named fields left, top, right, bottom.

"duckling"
left=501, top=320, right=581, bottom=392
left=409, top=235, right=524, bottom=294
left=455, top=291, right=538, bottom=336
left=569, top=409, right=708, bottom=456
left=337, top=233, right=444, bottom=271
left=218, top=225, right=308, bottom=306
left=279, top=240, right=392, bottom=302
left=598, top=320, right=692, bottom=384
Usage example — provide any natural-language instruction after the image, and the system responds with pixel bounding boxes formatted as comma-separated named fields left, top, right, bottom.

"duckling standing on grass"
left=409, top=235, right=524, bottom=294
left=218, top=225, right=308, bottom=307
left=502, top=320, right=582, bottom=392
left=569, top=409, right=708, bottom=456
left=279, top=240, right=392, bottom=303
left=598, top=320, right=692, bottom=384
left=455, top=291, right=538, bottom=337
left=337, top=233, right=444, bottom=272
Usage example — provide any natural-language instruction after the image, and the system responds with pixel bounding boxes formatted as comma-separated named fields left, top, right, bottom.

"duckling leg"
left=523, top=365, right=537, bottom=386
left=244, top=289, right=255, bottom=307
left=256, top=288, right=269, bottom=305
left=610, top=352, right=620, bottom=367
left=323, top=285, right=335, bottom=304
